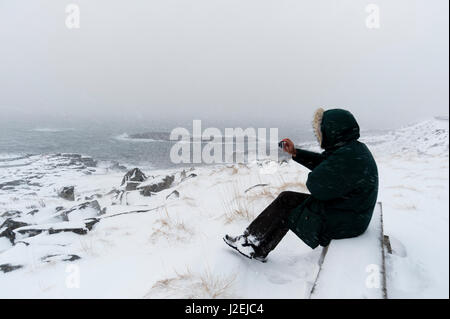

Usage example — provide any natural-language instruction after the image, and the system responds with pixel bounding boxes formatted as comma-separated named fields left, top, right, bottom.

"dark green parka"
left=287, top=109, right=379, bottom=249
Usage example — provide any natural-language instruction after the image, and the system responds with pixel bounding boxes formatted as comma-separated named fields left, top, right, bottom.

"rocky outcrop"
left=0, top=179, right=24, bottom=190
left=0, top=219, right=29, bottom=244
left=0, top=210, right=22, bottom=219
left=0, top=263, right=23, bottom=273
left=125, top=181, right=140, bottom=191
left=111, top=189, right=126, bottom=205
left=58, top=186, right=75, bottom=201
left=41, top=254, right=81, bottom=263
left=121, top=168, right=147, bottom=186
left=78, top=157, right=97, bottom=167
left=138, top=175, right=174, bottom=197
left=15, top=218, right=99, bottom=238
left=58, top=200, right=101, bottom=222
left=61, top=153, right=97, bottom=167
left=55, top=154, right=97, bottom=169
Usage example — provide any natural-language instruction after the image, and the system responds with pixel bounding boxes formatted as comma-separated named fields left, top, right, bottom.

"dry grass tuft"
left=276, top=181, right=307, bottom=193
left=274, top=172, right=307, bottom=192
left=220, top=181, right=255, bottom=224
left=145, top=268, right=237, bottom=299
left=149, top=207, right=194, bottom=244
left=223, top=207, right=254, bottom=224
left=245, top=181, right=276, bottom=202
left=219, top=171, right=307, bottom=224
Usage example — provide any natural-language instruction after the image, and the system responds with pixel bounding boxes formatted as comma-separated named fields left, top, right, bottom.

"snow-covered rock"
left=58, top=186, right=75, bottom=201
left=121, top=168, right=147, bottom=186
left=137, top=175, right=175, bottom=196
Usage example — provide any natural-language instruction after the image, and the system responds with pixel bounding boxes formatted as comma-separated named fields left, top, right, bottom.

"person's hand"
left=281, top=138, right=296, bottom=156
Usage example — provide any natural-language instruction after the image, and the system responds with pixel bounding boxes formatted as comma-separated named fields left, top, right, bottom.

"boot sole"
left=222, top=237, right=267, bottom=263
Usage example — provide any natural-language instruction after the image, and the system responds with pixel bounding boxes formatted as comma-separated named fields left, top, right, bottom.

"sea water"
left=0, top=118, right=316, bottom=170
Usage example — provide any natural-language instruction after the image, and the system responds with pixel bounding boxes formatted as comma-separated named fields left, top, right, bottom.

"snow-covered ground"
left=0, top=117, right=448, bottom=298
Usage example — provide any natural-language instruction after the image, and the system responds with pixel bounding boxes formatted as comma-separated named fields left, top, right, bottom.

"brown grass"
left=220, top=181, right=255, bottom=224
left=149, top=207, right=194, bottom=243
left=145, top=268, right=236, bottom=298
left=219, top=170, right=307, bottom=224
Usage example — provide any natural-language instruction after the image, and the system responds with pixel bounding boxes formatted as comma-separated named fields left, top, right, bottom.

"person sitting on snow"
left=224, top=108, right=379, bottom=262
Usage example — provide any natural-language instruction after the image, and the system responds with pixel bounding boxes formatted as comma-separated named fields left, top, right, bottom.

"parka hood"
left=313, top=108, right=360, bottom=150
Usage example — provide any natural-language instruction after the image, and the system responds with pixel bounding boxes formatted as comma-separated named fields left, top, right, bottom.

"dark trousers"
left=244, top=191, right=310, bottom=257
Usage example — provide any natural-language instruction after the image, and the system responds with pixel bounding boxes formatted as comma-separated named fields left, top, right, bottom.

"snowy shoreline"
left=0, top=117, right=448, bottom=298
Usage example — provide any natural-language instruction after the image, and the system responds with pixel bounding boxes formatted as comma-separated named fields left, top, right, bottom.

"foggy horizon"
left=1, top=0, right=448, bottom=131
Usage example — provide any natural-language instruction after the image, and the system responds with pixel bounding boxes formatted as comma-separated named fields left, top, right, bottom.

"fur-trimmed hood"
left=312, top=108, right=360, bottom=150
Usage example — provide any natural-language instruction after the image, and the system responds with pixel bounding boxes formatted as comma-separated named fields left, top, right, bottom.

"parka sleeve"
left=305, top=151, right=361, bottom=201
left=292, top=148, right=326, bottom=171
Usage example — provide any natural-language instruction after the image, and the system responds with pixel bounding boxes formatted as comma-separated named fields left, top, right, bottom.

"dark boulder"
left=58, top=186, right=75, bottom=201
left=139, top=175, right=174, bottom=197
left=0, top=219, right=29, bottom=244
left=125, top=181, right=141, bottom=191
left=121, top=168, right=147, bottom=186
left=16, top=218, right=99, bottom=238
left=0, top=263, right=23, bottom=273
left=84, top=218, right=99, bottom=230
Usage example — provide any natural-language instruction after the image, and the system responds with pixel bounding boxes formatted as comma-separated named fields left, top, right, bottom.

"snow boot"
left=223, top=234, right=267, bottom=263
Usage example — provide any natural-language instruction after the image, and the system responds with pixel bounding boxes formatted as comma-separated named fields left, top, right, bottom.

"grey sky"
left=0, top=0, right=448, bottom=129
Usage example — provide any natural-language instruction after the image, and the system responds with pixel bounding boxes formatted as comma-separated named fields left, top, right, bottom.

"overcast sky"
left=0, top=0, right=448, bottom=129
